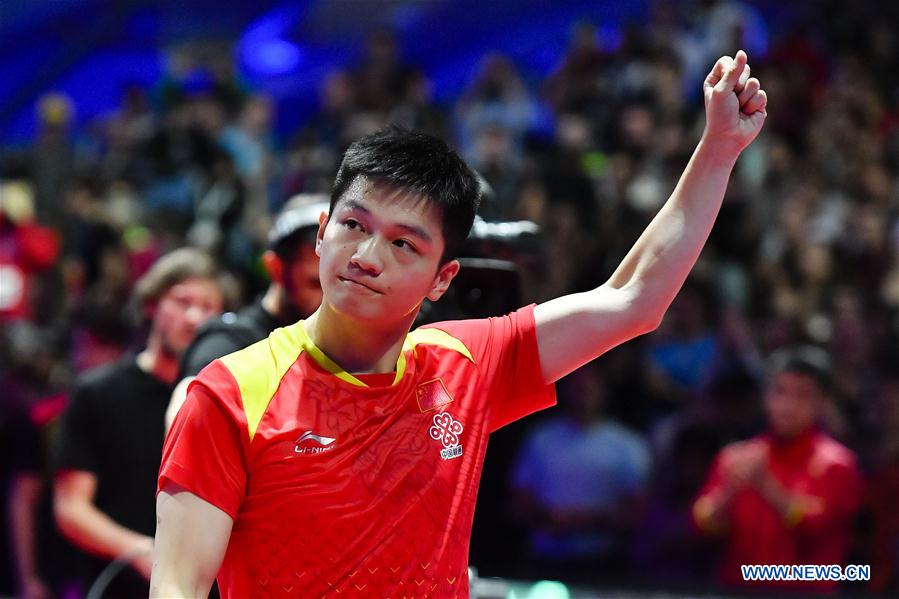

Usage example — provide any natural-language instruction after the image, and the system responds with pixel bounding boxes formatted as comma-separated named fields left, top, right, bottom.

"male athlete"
left=152, top=51, right=767, bottom=598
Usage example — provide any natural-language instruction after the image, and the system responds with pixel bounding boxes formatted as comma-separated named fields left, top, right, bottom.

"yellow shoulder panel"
left=404, top=327, right=475, bottom=363
left=218, top=321, right=306, bottom=441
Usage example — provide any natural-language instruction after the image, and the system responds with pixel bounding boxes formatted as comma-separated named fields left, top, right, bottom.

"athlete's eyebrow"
left=341, top=199, right=370, bottom=215
left=341, top=200, right=433, bottom=244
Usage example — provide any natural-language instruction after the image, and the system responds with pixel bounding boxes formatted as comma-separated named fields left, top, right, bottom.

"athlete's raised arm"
left=150, top=482, right=233, bottom=598
left=534, top=50, right=767, bottom=384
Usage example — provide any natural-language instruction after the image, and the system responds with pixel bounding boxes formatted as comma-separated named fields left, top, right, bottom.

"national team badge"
left=429, top=412, right=464, bottom=460
left=416, top=378, right=454, bottom=412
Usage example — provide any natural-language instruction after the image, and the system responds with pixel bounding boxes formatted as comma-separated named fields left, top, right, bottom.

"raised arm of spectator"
left=534, top=50, right=767, bottom=384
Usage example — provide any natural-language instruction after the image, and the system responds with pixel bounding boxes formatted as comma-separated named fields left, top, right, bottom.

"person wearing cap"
left=692, top=346, right=862, bottom=593
left=164, top=196, right=326, bottom=431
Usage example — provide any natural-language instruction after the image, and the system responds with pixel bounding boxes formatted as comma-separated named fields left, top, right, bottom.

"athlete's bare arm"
left=150, top=482, right=233, bottom=598
left=535, top=50, right=767, bottom=384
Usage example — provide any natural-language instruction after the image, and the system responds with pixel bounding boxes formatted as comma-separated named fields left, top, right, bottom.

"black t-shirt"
left=178, top=301, right=282, bottom=379
left=0, top=400, right=42, bottom=594
left=53, top=356, right=172, bottom=597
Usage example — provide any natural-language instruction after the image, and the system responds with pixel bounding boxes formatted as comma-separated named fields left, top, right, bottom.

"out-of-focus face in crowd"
left=284, top=242, right=323, bottom=321
left=764, top=371, right=822, bottom=440
left=154, top=277, right=224, bottom=357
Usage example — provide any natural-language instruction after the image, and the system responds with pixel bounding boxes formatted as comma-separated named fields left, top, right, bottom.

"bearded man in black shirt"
left=52, top=248, right=230, bottom=597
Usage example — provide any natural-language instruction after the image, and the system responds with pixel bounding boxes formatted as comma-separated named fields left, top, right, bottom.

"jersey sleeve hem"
left=158, top=463, right=241, bottom=521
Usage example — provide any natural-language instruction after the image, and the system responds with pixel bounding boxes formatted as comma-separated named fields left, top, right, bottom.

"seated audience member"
left=511, top=363, right=651, bottom=583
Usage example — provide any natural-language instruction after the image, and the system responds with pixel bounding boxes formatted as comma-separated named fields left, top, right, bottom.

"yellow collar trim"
left=292, top=322, right=474, bottom=388
left=295, top=321, right=407, bottom=388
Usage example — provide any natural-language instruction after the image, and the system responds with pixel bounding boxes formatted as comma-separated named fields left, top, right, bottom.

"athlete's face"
left=764, top=371, right=821, bottom=439
left=316, top=177, right=459, bottom=324
left=154, top=277, right=224, bottom=356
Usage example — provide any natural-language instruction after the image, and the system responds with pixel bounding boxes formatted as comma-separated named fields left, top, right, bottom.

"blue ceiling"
left=0, top=0, right=648, bottom=143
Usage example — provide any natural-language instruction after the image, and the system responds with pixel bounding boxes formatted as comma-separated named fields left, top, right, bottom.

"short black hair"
left=330, top=126, right=480, bottom=263
left=768, top=345, right=832, bottom=395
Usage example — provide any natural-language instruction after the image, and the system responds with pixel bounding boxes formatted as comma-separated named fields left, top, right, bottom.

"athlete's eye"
left=344, top=219, right=362, bottom=231
left=393, top=239, right=416, bottom=252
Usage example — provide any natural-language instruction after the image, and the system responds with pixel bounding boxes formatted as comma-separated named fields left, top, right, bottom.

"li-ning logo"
left=429, top=412, right=464, bottom=460
left=294, top=431, right=337, bottom=455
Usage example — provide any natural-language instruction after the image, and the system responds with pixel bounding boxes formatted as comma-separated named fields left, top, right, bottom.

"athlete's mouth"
left=338, top=275, right=382, bottom=294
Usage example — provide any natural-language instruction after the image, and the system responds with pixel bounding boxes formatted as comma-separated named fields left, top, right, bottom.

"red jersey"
left=159, top=305, right=555, bottom=598
left=693, top=429, right=862, bottom=592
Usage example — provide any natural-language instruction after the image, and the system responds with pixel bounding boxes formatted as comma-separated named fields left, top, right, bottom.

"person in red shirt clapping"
left=693, top=346, right=862, bottom=593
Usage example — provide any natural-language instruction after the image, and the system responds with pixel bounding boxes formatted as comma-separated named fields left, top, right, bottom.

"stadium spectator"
left=52, top=248, right=229, bottom=597
left=693, top=346, right=862, bottom=592
left=511, top=364, right=651, bottom=582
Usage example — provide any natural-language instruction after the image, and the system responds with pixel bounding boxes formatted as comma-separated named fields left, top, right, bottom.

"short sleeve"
left=158, top=362, right=248, bottom=519
left=53, top=382, right=101, bottom=475
left=425, top=304, right=556, bottom=432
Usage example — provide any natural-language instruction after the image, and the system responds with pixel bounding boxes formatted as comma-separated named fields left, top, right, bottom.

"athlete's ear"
left=315, top=211, right=328, bottom=258
left=261, top=250, right=284, bottom=284
left=427, top=259, right=460, bottom=302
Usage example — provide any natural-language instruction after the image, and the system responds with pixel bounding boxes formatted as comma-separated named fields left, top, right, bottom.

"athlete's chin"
left=329, top=293, right=393, bottom=322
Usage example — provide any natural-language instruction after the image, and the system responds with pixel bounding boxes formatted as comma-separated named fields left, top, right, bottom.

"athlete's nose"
left=350, top=236, right=383, bottom=276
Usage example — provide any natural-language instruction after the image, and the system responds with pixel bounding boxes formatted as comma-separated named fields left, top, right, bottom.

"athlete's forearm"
left=604, top=138, right=738, bottom=326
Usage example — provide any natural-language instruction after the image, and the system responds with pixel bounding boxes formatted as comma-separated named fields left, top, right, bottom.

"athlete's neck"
left=303, top=302, right=417, bottom=375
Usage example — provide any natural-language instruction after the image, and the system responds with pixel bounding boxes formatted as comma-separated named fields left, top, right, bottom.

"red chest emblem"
left=415, top=378, right=453, bottom=412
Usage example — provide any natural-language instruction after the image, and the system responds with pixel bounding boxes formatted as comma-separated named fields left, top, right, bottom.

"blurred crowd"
left=2, top=0, right=899, bottom=596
